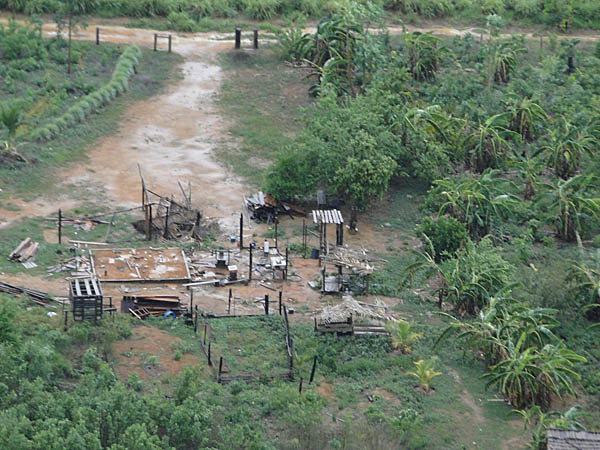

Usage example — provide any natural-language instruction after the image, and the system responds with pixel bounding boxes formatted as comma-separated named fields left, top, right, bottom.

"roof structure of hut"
left=546, top=429, right=600, bottom=450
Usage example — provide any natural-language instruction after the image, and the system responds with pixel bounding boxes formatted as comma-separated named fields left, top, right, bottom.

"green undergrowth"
left=206, top=315, right=290, bottom=376
left=216, top=46, right=313, bottom=186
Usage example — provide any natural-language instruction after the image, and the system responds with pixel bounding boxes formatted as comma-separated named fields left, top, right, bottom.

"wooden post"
left=194, top=212, right=200, bottom=238
left=239, top=213, right=243, bottom=249
left=194, top=305, right=198, bottom=334
left=298, top=377, right=303, bottom=394
left=218, top=357, right=223, bottom=383
left=145, top=204, right=150, bottom=241
left=314, top=317, right=317, bottom=332
left=190, top=288, right=194, bottom=312
left=264, top=295, right=269, bottom=315
left=154, top=33, right=158, bottom=51
left=302, top=219, right=306, bottom=258
left=235, top=28, right=241, bottom=49
left=309, top=355, right=317, bottom=383
left=208, top=342, right=212, bottom=366
left=278, top=291, right=282, bottom=315
left=365, top=274, right=370, bottom=295
left=248, top=245, right=253, bottom=281
left=96, top=27, right=100, bottom=45
left=148, top=205, right=153, bottom=241
left=284, top=247, right=288, bottom=280
left=168, top=34, right=172, bottom=53
left=58, top=209, right=62, bottom=245
left=228, top=289, right=232, bottom=314
left=204, top=322, right=207, bottom=345
left=253, top=29, right=258, bottom=49
left=164, top=206, right=169, bottom=239
left=63, top=309, right=68, bottom=331
left=274, top=220, right=278, bottom=249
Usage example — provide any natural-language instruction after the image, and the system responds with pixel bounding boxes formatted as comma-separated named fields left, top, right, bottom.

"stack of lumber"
left=0, top=280, right=54, bottom=306
left=8, top=238, right=39, bottom=263
left=123, top=295, right=187, bottom=319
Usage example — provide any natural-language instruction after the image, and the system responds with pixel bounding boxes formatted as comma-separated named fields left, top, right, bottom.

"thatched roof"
left=547, top=429, right=600, bottom=450
left=316, top=295, right=396, bottom=325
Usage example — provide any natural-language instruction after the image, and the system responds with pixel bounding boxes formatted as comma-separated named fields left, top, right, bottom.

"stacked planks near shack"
left=122, top=295, right=186, bottom=319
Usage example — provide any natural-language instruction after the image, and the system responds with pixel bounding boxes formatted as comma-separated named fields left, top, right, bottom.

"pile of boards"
left=9, top=238, right=39, bottom=267
left=47, top=256, right=93, bottom=278
left=0, top=280, right=54, bottom=306
left=122, top=294, right=187, bottom=320
left=244, top=191, right=305, bottom=223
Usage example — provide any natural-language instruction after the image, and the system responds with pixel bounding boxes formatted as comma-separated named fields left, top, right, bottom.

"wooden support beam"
left=253, top=29, right=258, bottom=49
left=153, top=33, right=157, bottom=51
left=58, top=209, right=62, bottom=245
left=96, top=27, right=100, bottom=45
left=168, top=34, right=172, bottom=53
left=309, top=355, right=318, bottom=383
left=235, top=28, right=241, bottom=49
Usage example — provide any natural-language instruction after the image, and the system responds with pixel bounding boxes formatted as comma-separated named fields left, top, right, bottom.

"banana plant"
left=537, top=174, right=600, bottom=243
left=506, top=96, right=549, bottom=142
left=463, top=113, right=520, bottom=172
left=402, top=31, right=450, bottom=81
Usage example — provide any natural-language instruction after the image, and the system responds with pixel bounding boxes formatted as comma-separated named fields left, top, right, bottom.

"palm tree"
left=385, top=320, right=422, bottom=354
left=538, top=174, right=600, bottom=243
left=506, top=96, right=548, bottom=142
left=408, top=359, right=442, bottom=392
left=535, top=119, right=596, bottom=179
left=464, top=113, right=520, bottom=172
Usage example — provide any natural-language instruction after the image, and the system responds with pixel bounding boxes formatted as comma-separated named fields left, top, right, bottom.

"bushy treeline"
left=1, top=0, right=599, bottom=29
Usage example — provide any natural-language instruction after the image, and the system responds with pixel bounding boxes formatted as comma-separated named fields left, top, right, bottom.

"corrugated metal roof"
left=547, top=429, right=600, bottom=450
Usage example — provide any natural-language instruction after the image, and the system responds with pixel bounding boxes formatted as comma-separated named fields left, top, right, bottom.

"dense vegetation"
left=2, top=0, right=600, bottom=30
left=261, top=4, right=600, bottom=448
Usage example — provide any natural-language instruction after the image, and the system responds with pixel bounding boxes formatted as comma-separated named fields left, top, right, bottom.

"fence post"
left=204, top=322, right=207, bottom=345
left=298, top=377, right=303, bottom=394
left=148, top=204, right=153, bottom=241
left=164, top=206, right=169, bottom=239
left=239, top=213, right=244, bottom=249
left=264, top=295, right=269, bottom=315
left=63, top=309, right=68, bottom=331
left=228, top=288, right=232, bottom=314
left=253, top=29, right=258, bottom=49
left=194, top=305, right=198, bottom=334
left=235, top=28, right=241, bottom=49
left=168, top=34, right=172, bottom=53
left=248, top=246, right=253, bottom=281
left=278, top=291, right=282, bottom=315
left=58, top=209, right=62, bottom=245
left=284, top=247, right=289, bottom=280
left=208, top=342, right=212, bottom=366
left=218, top=357, right=223, bottom=383
left=96, top=27, right=100, bottom=45
left=309, top=355, right=318, bottom=383
left=154, top=33, right=158, bottom=51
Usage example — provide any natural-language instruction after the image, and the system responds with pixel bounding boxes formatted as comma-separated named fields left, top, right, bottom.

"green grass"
left=0, top=47, right=182, bottom=199
left=126, top=16, right=282, bottom=34
left=206, top=315, right=290, bottom=376
left=216, top=46, right=313, bottom=186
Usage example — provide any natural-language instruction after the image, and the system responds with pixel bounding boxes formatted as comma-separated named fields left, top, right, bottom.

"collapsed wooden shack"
left=319, top=246, right=384, bottom=294
left=135, top=170, right=218, bottom=241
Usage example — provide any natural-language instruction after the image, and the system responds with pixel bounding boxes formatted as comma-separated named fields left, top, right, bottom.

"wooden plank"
left=258, top=191, right=265, bottom=206
left=90, top=278, right=101, bottom=296
left=83, top=278, right=91, bottom=296
left=312, top=210, right=317, bottom=224
left=75, top=280, right=82, bottom=297
left=337, top=209, right=344, bottom=224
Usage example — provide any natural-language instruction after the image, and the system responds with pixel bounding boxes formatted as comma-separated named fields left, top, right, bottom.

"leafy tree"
left=54, top=0, right=99, bottom=74
left=415, top=215, right=467, bottom=262
left=0, top=300, right=19, bottom=345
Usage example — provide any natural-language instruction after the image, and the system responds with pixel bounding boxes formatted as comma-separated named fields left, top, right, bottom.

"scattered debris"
left=47, top=256, right=93, bottom=277
left=316, top=295, right=396, bottom=328
left=122, top=295, right=187, bottom=319
left=90, top=248, right=191, bottom=282
left=8, top=238, right=39, bottom=263
left=244, top=191, right=305, bottom=223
